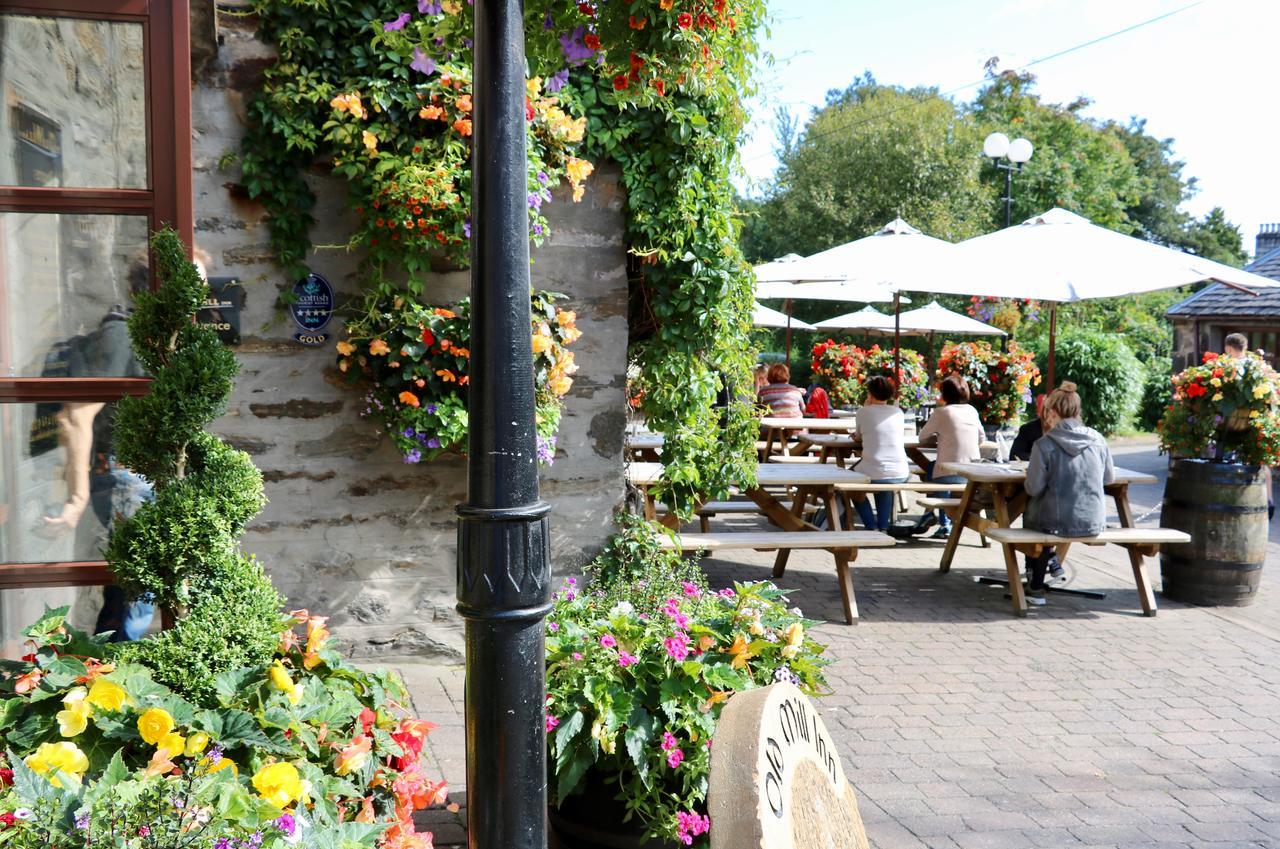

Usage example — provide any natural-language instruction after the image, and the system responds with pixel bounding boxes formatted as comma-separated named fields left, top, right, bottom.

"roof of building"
left=1165, top=246, right=1280, bottom=319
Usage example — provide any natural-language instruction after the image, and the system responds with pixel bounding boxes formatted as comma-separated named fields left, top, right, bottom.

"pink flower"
left=546, top=714, right=560, bottom=733
left=661, top=731, right=678, bottom=751
left=682, top=581, right=700, bottom=597
left=572, top=652, right=583, bottom=661
left=675, top=811, right=710, bottom=844
left=667, top=749, right=684, bottom=769
left=664, top=634, right=690, bottom=662
left=718, top=588, right=735, bottom=599
left=548, top=622, right=560, bottom=632
left=600, top=634, right=617, bottom=649
left=618, top=651, right=638, bottom=667
left=566, top=577, right=577, bottom=586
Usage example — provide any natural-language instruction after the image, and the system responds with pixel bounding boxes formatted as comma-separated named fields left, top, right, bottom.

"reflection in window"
left=0, top=212, right=149, bottom=378
left=0, top=587, right=103, bottom=659
left=0, top=14, right=147, bottom=189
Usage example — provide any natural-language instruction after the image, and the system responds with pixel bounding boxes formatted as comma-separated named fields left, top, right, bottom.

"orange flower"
left=399, top=391, right=421, bottom=407
left=436, top=369, right=457, bottom=382
left=419, top=105, right=445, bottom=120
left=452, top=119, right=473, bottom=136
left=434, top=308, right=457, bottom=318
left=15, top=669, right=42, bottom=694
left=456, top=95, right=473, bottom=113
left=335, top=735, right=372, bottom=776
left=454, top=347, right=470, bottom=358
left=369, top=339, right=391, bottom=356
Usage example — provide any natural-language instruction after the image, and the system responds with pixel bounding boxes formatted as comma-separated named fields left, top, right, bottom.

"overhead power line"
left=746, top=0, right=1209, bottom=164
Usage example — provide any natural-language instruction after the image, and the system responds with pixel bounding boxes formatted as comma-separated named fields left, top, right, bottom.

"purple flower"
left=548, top=621, right=559, bottom=632
left=537, top=171, right=549, bottom=185
left=528, top=192, right=544, bottom=212
left=411, top=47, right=436, bottom=75
left=559, top=26, right=595, bottom=64
left=543, top=11, right=554, bottom=30
left=383, top=12, right=411, bottom=30
left=545, top=68, right=571, bottom=93
left=463, top=218, right=472, bottom=239
left=426, top=403, right=438, bottom=414
left=463, top=37, right=473, bottom=48
left=419, top=0, right=443, bottom=12
left=403, top=427, right=416, bottom=438
left=533, top=223, right=545, bottom=236
left=404, top=448, right=422, bottom=463
left=275, top=814, right=297, bottom=837
left=427, top=437, right=441, bottom=449
left=75, top=813, right=90, bottom=831
left=537, top=434, right=557, bottom=463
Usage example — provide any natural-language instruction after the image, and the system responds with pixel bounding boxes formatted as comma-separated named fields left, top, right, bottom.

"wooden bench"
left=655, top=501, right=817, bottom=532
left=984, top=527, right=1191, bottom=617
left=655, top=530, right=896, bottom=624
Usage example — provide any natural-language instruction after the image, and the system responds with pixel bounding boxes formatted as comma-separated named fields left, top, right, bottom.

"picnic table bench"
left=655, top=530, right=895, bottom=624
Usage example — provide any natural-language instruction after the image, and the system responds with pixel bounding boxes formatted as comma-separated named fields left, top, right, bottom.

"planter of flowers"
left=338, top=290, right=581, bottom=465
left=544, top=516, right=830, bottom=848
left=1156, top=350, right=1280, bottom=606
left=936, top=340, right=1040, bottom=427
left=811, top=341, right=930, bottom=410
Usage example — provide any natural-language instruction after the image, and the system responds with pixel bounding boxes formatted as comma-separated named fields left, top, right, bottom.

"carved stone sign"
left=708, top=683, right=868, bottom=849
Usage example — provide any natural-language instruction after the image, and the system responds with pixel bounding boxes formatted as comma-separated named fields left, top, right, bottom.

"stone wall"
left=190, top=14, right=628, bottom=661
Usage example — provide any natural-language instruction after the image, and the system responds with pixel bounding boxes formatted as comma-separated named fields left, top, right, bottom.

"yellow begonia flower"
left=362, top=130, right=378, bottom=154
left=137, top=707, right=175, bottom=745
left=442, top=0, right=462, bottom=13
left=25, top=741, right=89, bottom=788
left=158, top=731, right=187, bottom=757
left=780, top=622, right=805, bottom=659
left=253, top=762, right=304, bottom=809
left=368, top=338, right=390, bottom=356
left=531, top=334, right=552, bottom=354
left=1212, top=392, right=1224, bottom=402
left=86, top=678, right=128, bottom=711
left=269, top=662, right=304, bottom=705
left=336, top=340, right=356, bottom=356
left=186, top=731, right=210, bottom=757
left=1210, top=378, right=1222, bottom=387
left=57, top=688, right=92, bottom=737
left=203, top=755, right=237, bottom=776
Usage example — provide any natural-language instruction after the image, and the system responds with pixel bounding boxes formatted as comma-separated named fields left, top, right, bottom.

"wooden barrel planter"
left=1160, top=459, right=1269, bottom=606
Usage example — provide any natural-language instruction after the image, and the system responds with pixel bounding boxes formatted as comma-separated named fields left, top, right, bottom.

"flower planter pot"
left=1160, top=459, right=1268, bottom=606
left=550, top=779, right=681, bottom=849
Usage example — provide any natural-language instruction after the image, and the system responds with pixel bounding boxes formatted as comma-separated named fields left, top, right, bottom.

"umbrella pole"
left=894, top=293, right=902, bottom=385
left=784, top=298, right=793, bottom=368
left=1047, top=303, right=1057, bottom=390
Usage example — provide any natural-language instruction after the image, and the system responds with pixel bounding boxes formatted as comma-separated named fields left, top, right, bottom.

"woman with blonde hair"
left=1022, top=381, right=1115, bottom=601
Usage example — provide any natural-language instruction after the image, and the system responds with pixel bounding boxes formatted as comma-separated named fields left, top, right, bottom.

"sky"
left=738, top=0, right=1280, bottom=258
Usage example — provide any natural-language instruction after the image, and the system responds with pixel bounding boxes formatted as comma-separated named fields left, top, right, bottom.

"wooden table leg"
left=833, top=548, right=858, bottom=624
left=823, top=485, right=843, bottom=532
left=939, top=482, right=978, bottom=573
left=1126, top=545, right=1158, bottom=616
left=769, top=485, right=813, bottom=578
left=991, top=488, right=1027, bottom=615
left=1111, top=484, right=1135, bottom=527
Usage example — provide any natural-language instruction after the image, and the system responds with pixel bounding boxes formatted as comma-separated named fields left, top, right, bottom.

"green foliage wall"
left=107, top=230, right=282, bottom=701
left=1032, top=330, right=1142, bottom=435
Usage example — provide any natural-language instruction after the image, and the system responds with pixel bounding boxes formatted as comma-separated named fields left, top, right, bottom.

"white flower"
left=609, top=601, right=635, bottom=617
left=13, top=809, right=33, bottom=820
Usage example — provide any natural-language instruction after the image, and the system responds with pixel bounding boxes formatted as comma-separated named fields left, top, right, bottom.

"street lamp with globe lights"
left=983, top=131, right=1034, bottom=228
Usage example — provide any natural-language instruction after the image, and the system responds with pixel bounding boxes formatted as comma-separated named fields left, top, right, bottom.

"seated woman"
left=852, top=376, right=908, bottom=531
left=1022, top=381, right=1116, bottom=601
left=916, top=375, right=983, bottom=538
left=757, top=363, right=805, bottom=418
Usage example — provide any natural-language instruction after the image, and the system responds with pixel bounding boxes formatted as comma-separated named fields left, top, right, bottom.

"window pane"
left=0, top=211, right=149, bottom=377
left=1, top=587, right=103, bottom=658
left=0, top=397, right=153, bottom=565
left=0, top=14, right=147, bottom=189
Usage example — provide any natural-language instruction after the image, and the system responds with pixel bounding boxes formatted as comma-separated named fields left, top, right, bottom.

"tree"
left=740, top=76, right=993, bottom=262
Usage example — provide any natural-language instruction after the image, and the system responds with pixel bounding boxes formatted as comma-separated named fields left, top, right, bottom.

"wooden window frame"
left=0, top=0, right=192, bottom=586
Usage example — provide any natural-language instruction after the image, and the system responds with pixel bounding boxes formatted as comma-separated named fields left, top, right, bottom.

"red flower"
left=359, top=707, right=377, bottom=734
left=629, top=15, right=647, bottom=29
left=1203, top=351, right=1219, bottom=363
left=652, top=78, right=666, bottom=96
left=613, top=74, right=629, bottom=90
left=0, top=813, right=14, bottom=828
left=697, top=11, right=714, bottom=28
left=629, top=51, right=644, bottom=70
left=0, top=768, right=12, bottom=787
left=578, top=1, right=595, bottom=15
left=1186, top=382, right=1207, bottom=398
left=677, top=12, right=692, bottom=28
left=422, top=328, right=436, bottom=347
left=583, top=33, right=601, bottom=50
left=525, top=97, right=535, bottom=121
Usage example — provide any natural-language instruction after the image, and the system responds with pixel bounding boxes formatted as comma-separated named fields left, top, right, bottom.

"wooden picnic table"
left=624, top=433, right=664, bottom=461
left=933, top=460, right=1160, bottom=614
left=759, top=416, right=858, bottom=458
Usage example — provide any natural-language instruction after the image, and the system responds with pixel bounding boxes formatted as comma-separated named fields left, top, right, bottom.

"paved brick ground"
left=404, top=445, right=1280, bottom=848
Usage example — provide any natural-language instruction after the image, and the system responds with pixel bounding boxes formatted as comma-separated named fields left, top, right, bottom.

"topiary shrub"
left=1138, top=358, right=1174, bottom=432
left=106, top=229, right=282, bottom=701
left=1032, top=330, right=1142, bottom=435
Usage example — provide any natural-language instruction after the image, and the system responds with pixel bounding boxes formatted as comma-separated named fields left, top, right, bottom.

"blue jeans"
left=854, top=476, right=908, bottom=531
left=91, top=461, right=156, bottom=642
left=924, top=461, right=967, bottom=531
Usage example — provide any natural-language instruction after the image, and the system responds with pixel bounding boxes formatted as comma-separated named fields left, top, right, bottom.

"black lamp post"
left=457, top=2, right=551, bottom=848
left=983, top=131, right=1034, bottom=229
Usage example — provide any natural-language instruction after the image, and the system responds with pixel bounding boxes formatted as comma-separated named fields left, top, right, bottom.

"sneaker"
left=930, top=526, right=951, bottom=539
left=1025, top=586, right=1047, bottom=606
left=1049, top=561, right=1065, bottom=579
left=911, top=513, right=938, bottom=534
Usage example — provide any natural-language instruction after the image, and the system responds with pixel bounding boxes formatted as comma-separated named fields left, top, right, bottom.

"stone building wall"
left=189, top=15, right=629, bottom=661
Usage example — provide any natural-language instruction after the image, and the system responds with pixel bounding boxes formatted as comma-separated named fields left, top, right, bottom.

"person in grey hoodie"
left=1023, top=381, right=1115, bottom=597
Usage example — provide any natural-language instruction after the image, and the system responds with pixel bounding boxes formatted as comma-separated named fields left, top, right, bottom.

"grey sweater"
left=1023, top=419, right=1115, bottom=537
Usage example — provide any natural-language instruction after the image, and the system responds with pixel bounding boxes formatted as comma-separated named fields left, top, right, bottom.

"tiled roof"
left=1166, top=247, right=1280, bottom=318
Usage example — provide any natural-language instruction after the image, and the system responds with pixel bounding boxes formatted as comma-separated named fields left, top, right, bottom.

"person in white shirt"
left=852, top=376, right=909, bottom=531
left=916, top=375, right=983, bottom=538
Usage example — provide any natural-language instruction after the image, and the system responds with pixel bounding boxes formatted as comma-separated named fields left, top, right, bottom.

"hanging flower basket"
left=338, top=290, right=582, bottom=465
left=936, top=340, right=1040, bottom=426
left=810, top=341, right=930, bottom=408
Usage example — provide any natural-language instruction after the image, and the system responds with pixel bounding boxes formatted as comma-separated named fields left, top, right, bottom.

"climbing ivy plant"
left=240, top=0, right=764, bottom=515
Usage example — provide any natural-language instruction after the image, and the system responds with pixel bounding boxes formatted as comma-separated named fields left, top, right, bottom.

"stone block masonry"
left=190, top=13, right=629, bottom=661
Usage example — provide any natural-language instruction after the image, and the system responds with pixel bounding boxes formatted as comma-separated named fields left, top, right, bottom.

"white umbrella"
left=895, top=301, right=1005, bottom=337
left=752, top=302, right=815, bottom=331
left=903, top=208, right=1280, bottom=386
left=814, top=306, right=897, bottom=332
left=753, top=253, right=845, bottom=284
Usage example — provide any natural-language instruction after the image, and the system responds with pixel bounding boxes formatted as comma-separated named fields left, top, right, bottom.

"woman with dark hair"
left=1022, top=381, right=1115, bottom=602
left=757, top=363, right=805, bottom=418
left=852, top=375, right=908, bottom=530
left=916, top=375, right=982, bottom=537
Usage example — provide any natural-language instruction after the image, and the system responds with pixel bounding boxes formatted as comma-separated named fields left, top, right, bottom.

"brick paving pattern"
left=405, top=444, right=1280, bottom=848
